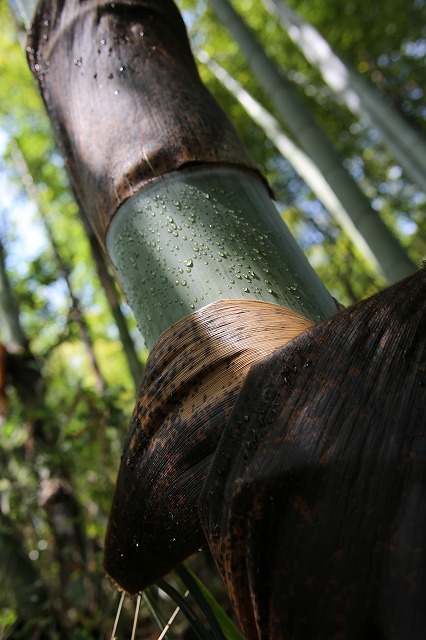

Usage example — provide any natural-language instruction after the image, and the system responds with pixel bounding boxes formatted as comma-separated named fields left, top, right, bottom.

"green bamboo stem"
left=107, top=166, right=337, bottom=349
left=263, top=0, right=426, bottom=194
left=0, top=240, right=27, bottom=352
left=9, top=139, right=107, bottom=392
left=210, top=0, right=417, bottom=283
left=197, top=51, right=378, bottom=257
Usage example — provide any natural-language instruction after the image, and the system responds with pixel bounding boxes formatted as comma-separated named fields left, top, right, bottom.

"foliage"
left=0, top=3, right=148, bottom=636
left=0, top=0, right=425, bottom=636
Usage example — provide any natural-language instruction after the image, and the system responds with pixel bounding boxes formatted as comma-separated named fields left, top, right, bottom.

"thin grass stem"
left=111, top=591, right=125, bottom=640
left=157, top=590, right=189, bottom=640
left=142, top=590, right=167, bottom=634
left=130, top=594, right=142, bottom=640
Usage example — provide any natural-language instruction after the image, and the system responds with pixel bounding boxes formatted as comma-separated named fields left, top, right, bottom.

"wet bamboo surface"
left=27, top=0, right=262, bottom=246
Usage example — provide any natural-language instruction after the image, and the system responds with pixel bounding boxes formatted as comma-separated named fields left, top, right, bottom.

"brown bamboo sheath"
left=27, top=0, right=263, bottom=248
left=103, top=299, right=314, bottom=593
left=199, top=268, right=426, bottom=640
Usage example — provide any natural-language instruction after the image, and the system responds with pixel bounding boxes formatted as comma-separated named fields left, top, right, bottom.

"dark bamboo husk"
left=103, top=299, right=313, bottom=594
left=26, top=0, right=263, bottom=248
left=200, top=267, right=426, bottom=639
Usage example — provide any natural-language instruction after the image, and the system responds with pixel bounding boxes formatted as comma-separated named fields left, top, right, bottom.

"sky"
left=0, top=126, right=46, bottom=274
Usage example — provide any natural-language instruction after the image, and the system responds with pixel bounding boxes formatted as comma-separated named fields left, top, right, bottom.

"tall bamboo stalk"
left=262, top=0, right=426, bottom=194
left=198, top=51, right=371, bottom=250
left=26, top=0, right=337, bottom=349
left=210, top=0, right=417, bottom=283
left=25, top=0, right=339, bottom=593
left=0, top=238, right=27, bottom=352
left=10, top=139, right=107, bottom=392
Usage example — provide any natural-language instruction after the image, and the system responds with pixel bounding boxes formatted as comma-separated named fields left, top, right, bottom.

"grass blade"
left=157, top=579, right=213, bottom=640
left=178, top=566, right=245, bottom=640
left=175, top=565, right=226, bottom=640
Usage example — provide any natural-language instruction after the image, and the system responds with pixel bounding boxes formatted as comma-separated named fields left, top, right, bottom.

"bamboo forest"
left=0, top=0, right=425, bottom=637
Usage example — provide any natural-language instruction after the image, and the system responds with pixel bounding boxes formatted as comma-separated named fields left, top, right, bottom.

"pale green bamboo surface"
left=107, top=166, right=337, bottom=348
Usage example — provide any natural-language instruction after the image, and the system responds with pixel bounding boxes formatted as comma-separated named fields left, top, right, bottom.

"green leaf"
left=157, top=578, right=215, bottom=640
left=142, top=587, right=176, bottom=640
left=178, top=565, right=245, bottom=640
left=175, top=565, right=225, bottom=639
